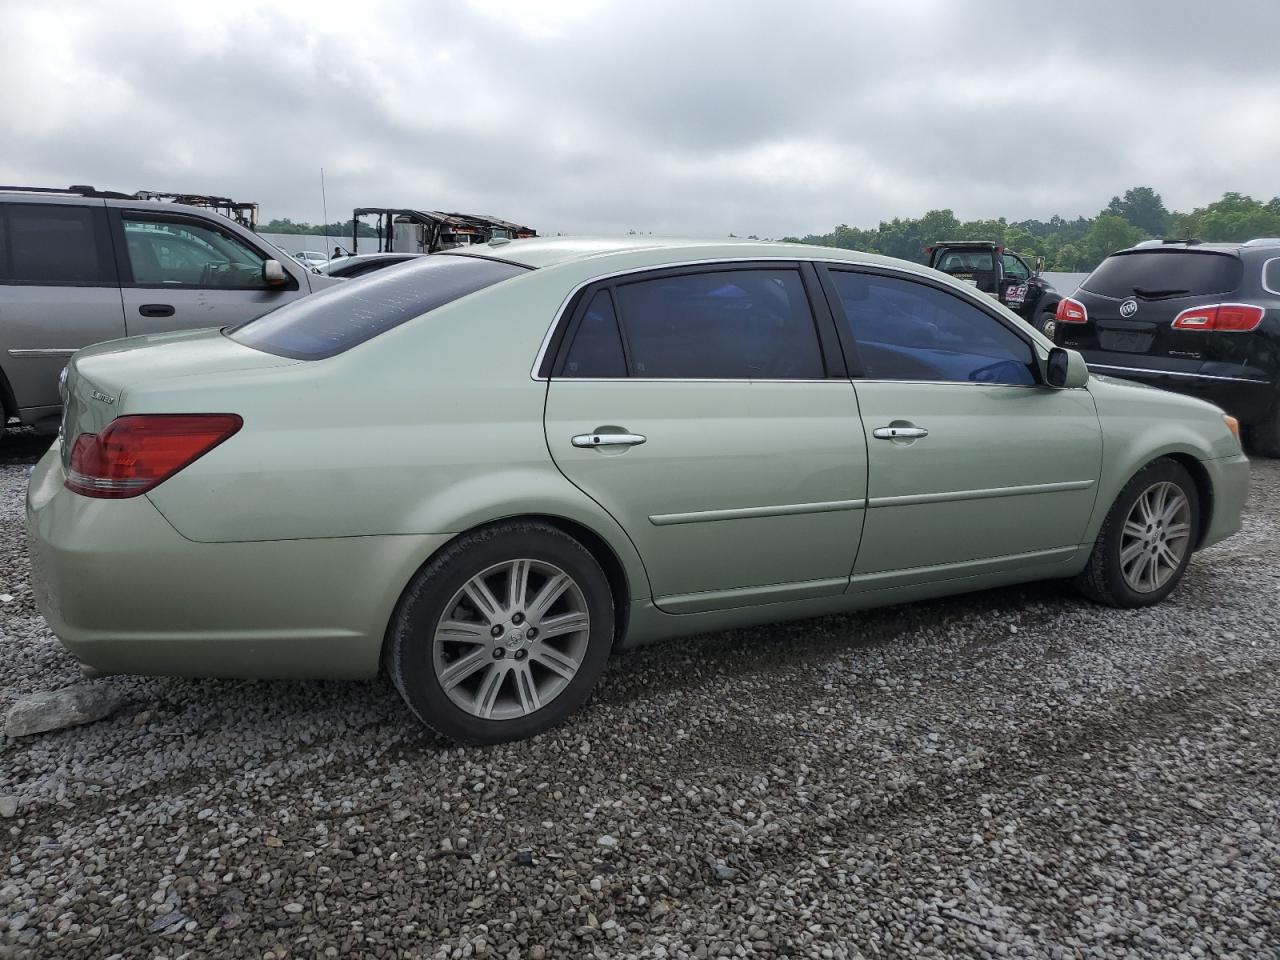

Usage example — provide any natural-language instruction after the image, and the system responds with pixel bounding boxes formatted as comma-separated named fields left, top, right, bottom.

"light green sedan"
left=26, top=238, right=1249, bottom=743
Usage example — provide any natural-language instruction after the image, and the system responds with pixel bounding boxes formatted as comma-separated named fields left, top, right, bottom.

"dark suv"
left=1049, top=238, right=1280, bottom=455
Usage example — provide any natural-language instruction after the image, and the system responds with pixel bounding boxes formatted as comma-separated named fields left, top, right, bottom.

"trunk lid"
left=60, top=328, right=298, bottom=465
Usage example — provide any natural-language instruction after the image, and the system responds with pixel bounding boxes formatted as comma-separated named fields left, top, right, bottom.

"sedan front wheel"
left=387, top=521, right=615, bottom=744
left=1073, top=458, right=1199, bottom=608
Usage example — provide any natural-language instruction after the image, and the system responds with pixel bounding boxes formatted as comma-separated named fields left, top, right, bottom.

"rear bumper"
left=1083, top=360, right=1275, bottom=423
left=25, top=443, right=449, bottom=679
left=1200, top=453, right=1250, bottom=550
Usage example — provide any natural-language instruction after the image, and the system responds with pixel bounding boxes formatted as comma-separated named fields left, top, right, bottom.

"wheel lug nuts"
left=512, top=612, right=525, bottom=625
left=526, top=627, right=538, bottom=640
left=513, top=649, right=527, bottom=660
left=490, top=625, right=503, bottom=637
left=493, top=648, right=505, bottom=659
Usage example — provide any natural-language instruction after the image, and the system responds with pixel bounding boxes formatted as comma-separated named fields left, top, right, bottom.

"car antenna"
left=320, top=167, right=330, bottom=258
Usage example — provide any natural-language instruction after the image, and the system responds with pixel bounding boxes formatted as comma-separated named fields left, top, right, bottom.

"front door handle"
left=873, top=425, right=928, bottom=440
left=572, top=432, right=647, bottom=448
left=138, top=304, right=175, bottom=318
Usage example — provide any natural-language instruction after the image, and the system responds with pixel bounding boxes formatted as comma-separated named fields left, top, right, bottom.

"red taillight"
left=1055, top=297, right=1088, bottom=323
left=65, top=414, right=242, bottom=499
left=1171, top=302, right=1265, bottom=332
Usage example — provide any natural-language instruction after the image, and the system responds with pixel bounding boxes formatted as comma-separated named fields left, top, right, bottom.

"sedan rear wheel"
left=1073, top=458, right=1199, bottom=608
left=433, top=559, right=592, bottom=722
left=387, top=521, right=614, bottom=744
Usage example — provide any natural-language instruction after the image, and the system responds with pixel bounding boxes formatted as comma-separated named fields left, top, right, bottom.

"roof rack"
left=0, top=184, right=134, bottom=200
left=0, top=184, right=260, bottom=229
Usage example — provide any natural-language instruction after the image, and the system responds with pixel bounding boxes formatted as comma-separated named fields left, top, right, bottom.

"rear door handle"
left=139, top=304, right=175, bottom=318
left=872, top=426, right=928, bottom=440
left=572, top=433, right=647, bottom=448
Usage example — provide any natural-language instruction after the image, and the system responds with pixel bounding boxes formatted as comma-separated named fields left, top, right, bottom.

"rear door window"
left=3, top=203, right=114, bottom=285
left=229, top=254, right=529, bottom=359
left=611, top=269, right=824, bottom=379
left=831, top=270, right=1036, bottom=385
left=1082, top=251, right=1242, bottom=299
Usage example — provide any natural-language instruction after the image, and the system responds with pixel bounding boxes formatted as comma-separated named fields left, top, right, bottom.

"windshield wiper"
left=1132, top=286, right=1190, bottom=300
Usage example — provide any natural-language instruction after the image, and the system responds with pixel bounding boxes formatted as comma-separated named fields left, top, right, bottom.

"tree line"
left=779, top=188, right=1280, bottom=271
left=259, top=218, right=379, bottom=237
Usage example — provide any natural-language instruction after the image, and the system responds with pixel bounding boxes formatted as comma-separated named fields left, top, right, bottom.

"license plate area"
left=1097, top=323, right=1156, bottom=353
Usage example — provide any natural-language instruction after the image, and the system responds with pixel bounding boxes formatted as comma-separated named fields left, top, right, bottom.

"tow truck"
left=926, top=241, right=1060, bottom=331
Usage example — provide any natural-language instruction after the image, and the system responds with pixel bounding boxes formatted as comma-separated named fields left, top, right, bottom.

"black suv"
left=1049, top=239, right=1280, bottom=455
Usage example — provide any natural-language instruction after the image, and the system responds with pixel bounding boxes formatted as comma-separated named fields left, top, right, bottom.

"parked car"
left=322, top=252, right=425, bottom=279
left=294, top=250, right=329, bottom=269
left=927, top=240, right=1061, bottom=331
left=28, top=238, right=1248, bottom=744
left=1049, top=238, right=1280, bottom=456
left=0, top=185, right=340, bottom=436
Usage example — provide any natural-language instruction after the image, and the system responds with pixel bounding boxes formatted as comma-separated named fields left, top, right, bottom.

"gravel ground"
left=2, top=429, right=1278, bottom=959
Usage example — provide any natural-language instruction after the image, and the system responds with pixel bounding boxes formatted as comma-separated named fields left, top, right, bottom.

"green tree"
left=1082, top=215, right=1145, bottom=265
left=1104, top=187, right=1170, bottom=236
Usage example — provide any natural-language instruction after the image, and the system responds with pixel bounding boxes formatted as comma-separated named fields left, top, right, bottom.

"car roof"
left=454, top=235, right=920, bottom=273
left=1121, top=240, right=1278, bottom=256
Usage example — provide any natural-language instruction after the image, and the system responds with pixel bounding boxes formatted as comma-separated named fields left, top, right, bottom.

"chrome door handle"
left=572, top=432, right=647, bottom=448
left=873, top=426, right=928, bottom=440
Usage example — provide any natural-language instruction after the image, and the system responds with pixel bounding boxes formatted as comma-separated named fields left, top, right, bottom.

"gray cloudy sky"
left=2, top=0, right=1278, bottom=238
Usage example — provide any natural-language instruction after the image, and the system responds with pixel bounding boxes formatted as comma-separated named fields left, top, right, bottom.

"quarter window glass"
left=562, top=290, right=627, bottom=377
left=1002, top=253, right=1030, bottom=280
left=614, top=270, right=823, bottom=379
left=124, top=218, right=269, bottom=288
left=831, top=271, right=1036, bottom=386
left=6, top=204, right=110, bottom=284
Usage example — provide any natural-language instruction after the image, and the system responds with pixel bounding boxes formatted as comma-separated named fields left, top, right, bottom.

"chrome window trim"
left=1262, top=257, right=1280, bottom=297
left=529, top=255, right=1002, bottom=382
left=1088, top=362, right=1270, bottom=385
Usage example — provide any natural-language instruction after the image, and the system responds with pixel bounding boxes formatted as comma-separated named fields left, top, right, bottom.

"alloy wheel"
left=1119, top=481, right=1192, bottom=593
left=432, top=559, right=591, bottom=721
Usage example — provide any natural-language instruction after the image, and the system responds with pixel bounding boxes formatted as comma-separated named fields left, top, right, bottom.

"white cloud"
left=1, top=0, right=1277, bottom=238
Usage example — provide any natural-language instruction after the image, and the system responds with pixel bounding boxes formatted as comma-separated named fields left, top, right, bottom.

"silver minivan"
left=0, top=186, right=339, bottom=435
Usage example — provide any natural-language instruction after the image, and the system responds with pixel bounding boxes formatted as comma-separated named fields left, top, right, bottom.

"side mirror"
left=262, top=259, right=288, bottom=286
left=1046, top=347, right=1089, bottom=388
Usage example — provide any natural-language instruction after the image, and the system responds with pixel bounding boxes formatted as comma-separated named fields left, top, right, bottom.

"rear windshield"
left=934, top=248, right=995, bottom=272
left=1082, top=251, right=1242, bottom=300
left=229, top=255, right=529, bottom=359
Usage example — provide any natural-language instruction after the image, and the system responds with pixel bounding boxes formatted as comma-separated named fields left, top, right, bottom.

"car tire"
left=1245, top=402, right=1280, bottom=458
left=1035, top=307, right=1056, bottom=335
left=386, top=521, right=614, bottom=745
left=1072, top=458, right=1199, bottom=608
